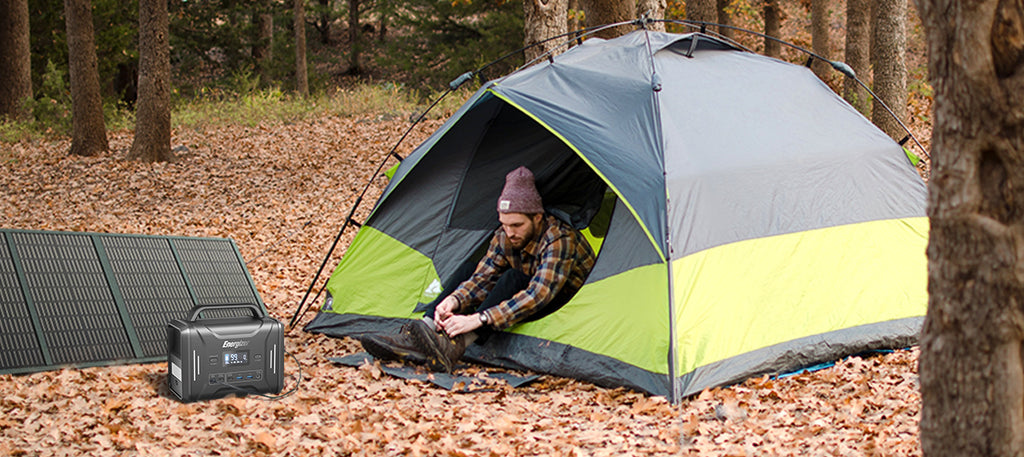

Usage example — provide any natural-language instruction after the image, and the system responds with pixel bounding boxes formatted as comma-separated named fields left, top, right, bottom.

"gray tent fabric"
left=655, top=48, right=926, bottom=257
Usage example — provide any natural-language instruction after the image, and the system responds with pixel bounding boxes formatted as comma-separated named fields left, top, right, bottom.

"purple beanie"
left=497, top=166, right=544, bottom=214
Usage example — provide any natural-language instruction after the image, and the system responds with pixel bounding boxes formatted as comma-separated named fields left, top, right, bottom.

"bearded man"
left=358, top=166, right=597, bottom=372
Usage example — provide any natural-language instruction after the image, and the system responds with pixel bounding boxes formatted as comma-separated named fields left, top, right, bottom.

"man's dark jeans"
left=421, top=260, right=574, bottom=342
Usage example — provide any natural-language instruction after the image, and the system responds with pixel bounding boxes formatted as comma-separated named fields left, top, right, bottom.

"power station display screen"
left=222, top=350, right=249, bottom=366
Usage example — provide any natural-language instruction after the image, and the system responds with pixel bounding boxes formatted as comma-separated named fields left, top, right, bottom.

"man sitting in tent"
left=359, top=166, right=597, bottom=372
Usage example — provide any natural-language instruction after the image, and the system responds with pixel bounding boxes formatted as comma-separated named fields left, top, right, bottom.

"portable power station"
left=167, top=303, right=285, bottom=402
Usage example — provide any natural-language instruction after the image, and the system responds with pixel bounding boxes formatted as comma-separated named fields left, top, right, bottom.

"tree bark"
left=686, top=0, right=715, bottom=32
left=378, top=0, right=388, bottom=42
left=347, top=0, right=360, bottom=73
left=252, top=0, right=274, bottom=85
left=843, top=0, right=870, bottom=115
left=637, top=0, right=665, bottom=31
left=916, top=0, right=1024, bottom=456
left=65, top=0, right=108, bottom=157
left=294, top=0, right=309, bottom=95
left=763, top=0, right=781, bottom=58
left=130, top=0, right=172, bottom=162
left=715, top=0, right=733, bottom=39
left=810, top=0, right=831, bottom=81
left=0, top=0, right=32, bottom=120
left=523, top=0, right=567, bottom=62
left=317, top=0, right=332, bottom=44
left=870, top=0, right=907, bottom=140
left=579, top=0, right=635, bottom=39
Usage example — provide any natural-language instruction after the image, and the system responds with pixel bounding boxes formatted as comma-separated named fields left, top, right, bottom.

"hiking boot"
left=357, top=322, right=428, bottom=365
left=409, top=320, right=468, bottom=373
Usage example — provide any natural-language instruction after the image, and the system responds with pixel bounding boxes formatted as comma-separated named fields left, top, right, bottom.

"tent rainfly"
left=305, top=30, right=929, bottom=401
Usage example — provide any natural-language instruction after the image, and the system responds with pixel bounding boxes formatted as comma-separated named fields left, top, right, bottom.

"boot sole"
left=359, top=335, right=427, bottom=365
left=409, top=321, right=454, bottom=373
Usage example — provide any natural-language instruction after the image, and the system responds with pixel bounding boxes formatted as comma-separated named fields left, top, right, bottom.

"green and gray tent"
left=305, top=30, right=928, bottom=401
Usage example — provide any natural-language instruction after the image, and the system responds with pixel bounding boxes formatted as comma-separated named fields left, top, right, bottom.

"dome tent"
left=304, top=30, right=928, bottom=401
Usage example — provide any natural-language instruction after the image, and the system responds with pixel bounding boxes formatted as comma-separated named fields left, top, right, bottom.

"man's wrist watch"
left=478, top=312, right=488, bottom=325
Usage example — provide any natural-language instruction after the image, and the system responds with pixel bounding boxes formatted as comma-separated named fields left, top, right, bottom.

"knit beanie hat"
left=497, top=166, right=544, bottom=214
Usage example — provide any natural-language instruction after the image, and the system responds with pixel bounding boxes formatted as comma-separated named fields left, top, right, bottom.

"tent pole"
left=666, top=251, right=680, bottom=402
left=641, top=25, right=681, bottom=403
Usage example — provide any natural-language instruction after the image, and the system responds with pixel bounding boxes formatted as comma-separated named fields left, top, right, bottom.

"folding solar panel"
left=0, top=229, right=266, bottom=375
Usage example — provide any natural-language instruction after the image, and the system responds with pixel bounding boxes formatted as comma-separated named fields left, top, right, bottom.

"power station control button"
left=209, top=356, right=217, bottom=365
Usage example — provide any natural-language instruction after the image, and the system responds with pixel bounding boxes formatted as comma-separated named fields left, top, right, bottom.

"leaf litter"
left=0, top=116, right=921, bottom=456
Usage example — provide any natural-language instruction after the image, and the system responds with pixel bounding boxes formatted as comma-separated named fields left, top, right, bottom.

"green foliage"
left=0, top=120, right=37, bottom=144
left=375, top=0, right=524, bottom=90
left=92, top=0, right=138, bottom=82
left=170, top=0, right=259, bottom=95
left=170, top=81, right=468, bottom=131
left=103, top=100, right=136, bottom=132
left=28, top=0, right=69, bottom=97
left=0, top=61, right=73, bottom=142
left=324, top=83, right=419, bottom=118
left=28, top=0, right=137, bottom=102
left=0, top=61, right=136, bottom=142
left=30, top=61, right=74, bottom=135
left=908, top=65, right=933, bottom=98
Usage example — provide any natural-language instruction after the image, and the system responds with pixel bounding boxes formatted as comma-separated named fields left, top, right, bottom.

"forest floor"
left=1, top=114, right=922, bottom=456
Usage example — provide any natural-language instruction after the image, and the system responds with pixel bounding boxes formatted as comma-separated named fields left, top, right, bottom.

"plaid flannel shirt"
left=448, top=214, right=596, bottom=330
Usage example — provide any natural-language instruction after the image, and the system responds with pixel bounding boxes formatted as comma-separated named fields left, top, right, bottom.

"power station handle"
left=187, top=303, right=266, bottom=322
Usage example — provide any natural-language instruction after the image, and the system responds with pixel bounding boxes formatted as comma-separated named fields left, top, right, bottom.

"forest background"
left=1, top=0, right=937, bottom=455
left=1, top=0, right=933, bottom=153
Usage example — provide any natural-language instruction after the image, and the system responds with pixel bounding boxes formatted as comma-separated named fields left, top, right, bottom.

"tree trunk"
left=579, top=0, right=634, bottom=39
left=0, top=0, right=32, bottom=120
left=870, top=0, right=907, bottom=140
left=523, top=0, right=567, bottom=62
left=637, top=0, right=665, bottom=31
left=810, top=0, right=831, bottom=82
left=843, top=0, right=870, bottom=115
left=317, top=0, right=331, bottom=44
left=686, top=0, right=715, bottom=30
left=763, top=0, right=781, bottom=58
left=378, top=0, right=387, bottom=42
left=130, top=0, right=172, bottom=162
left=915, top=0, right=1024, bottom=455
left=294, top=0, right=309, bottom=95
left=347, top=0, right=359, bottom=73
left=715, top=0, right=733, bottom=39
left=252, top=0, right=274, bottom=85
left=64, top=0, right=108, bottom=157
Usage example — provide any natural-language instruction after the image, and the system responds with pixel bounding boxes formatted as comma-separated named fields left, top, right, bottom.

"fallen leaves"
left=1, top=113, right=923, bottom=456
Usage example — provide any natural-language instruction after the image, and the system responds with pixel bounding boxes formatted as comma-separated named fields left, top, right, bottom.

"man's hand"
left=438, top=313, right=483, bottom=337
left=433, top=295, right=459, bottom=323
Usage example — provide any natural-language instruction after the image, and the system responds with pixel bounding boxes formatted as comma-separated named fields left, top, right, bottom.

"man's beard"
left=508, top=225, right=535, bottom=250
